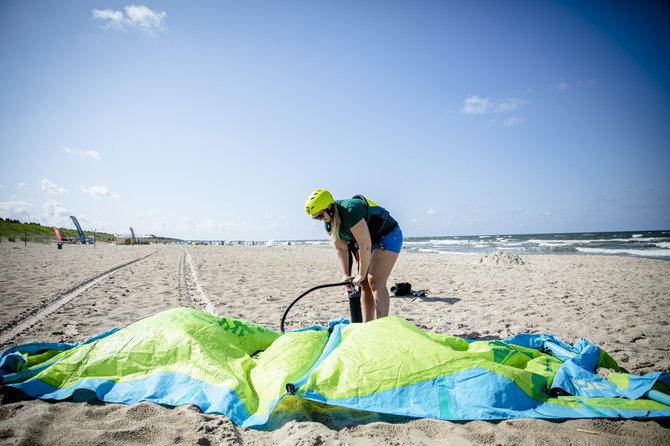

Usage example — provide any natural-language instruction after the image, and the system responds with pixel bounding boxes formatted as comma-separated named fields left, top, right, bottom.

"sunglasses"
left=312, top=210, right=327, bottom=220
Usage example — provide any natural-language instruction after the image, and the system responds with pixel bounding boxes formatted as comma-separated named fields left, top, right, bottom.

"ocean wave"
left=530, top=237, right=665, bottom=246
left=534, top=241, right=579, bottom=247
left=427, top=239, right=469, bottom=246
left=332, top=231, right=670, bottom=259
left=417, top=248, right=444, bottom=254
left=576, top=247, right=670, bottom=258
left=527, top=239, right=590, bottom=248
left=412, top=248, right=474, bottom=255
left=608, top=237, right=665, bottom=243
left=401, top=240, right=426, bottom=246
left=496, top=241, right=528, bottom=247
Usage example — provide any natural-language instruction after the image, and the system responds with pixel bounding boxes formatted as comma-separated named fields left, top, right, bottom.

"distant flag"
left=52, top=226, right=62, bottom=243
left=70, top=216, right=86, bottom=244
left=130, top=227, right=136, bottom=245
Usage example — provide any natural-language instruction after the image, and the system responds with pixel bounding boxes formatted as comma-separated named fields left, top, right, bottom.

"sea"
left=290, top=230, right=670, bottom=260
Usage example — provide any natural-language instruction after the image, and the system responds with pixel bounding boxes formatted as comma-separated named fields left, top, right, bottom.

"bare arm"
left=349, top=219, right=372, bottom=286
left=333, top=237, right=351, bottom=280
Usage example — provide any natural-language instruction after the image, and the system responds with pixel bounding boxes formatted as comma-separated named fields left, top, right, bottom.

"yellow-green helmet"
left=305, top=189, right=334, bottom=215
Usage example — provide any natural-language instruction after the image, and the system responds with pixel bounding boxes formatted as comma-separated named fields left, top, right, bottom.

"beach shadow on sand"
left=451, top=332, right=503, bottom=341
left=390, top=295, right=461, bottom=305
left=0, top=386, right=105, bottom=406
left=260, top=396, right=416, bottom=431
left=0, top=386, right=31, bottom=405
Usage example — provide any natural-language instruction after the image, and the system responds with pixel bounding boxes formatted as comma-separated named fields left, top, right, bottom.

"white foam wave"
left=529, top=239, right=580, bottom=247
left=428, top=239, right=469, bottom=246
left=418, top=249, right=478, bottom=256
left=613, top=237, right=663, bottom=243
left=497, top=241, right=527, bottom=247
left=530, top=237, right=665, bottom=246
left=402, top=241, right=432, bottom=247
left=537, top=241, right=575, bottom=247
left=399, top=233, right=670, bottom=258
left=576, top=247, right=670, bottom=258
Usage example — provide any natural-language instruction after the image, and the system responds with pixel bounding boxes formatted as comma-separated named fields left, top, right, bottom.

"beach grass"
left=0, top=218, right=115, bottom=243
left=0, top=218, right=182, bottom=244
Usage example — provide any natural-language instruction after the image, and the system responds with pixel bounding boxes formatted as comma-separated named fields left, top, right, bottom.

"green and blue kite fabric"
left=1, top=307, right=669, bottom=427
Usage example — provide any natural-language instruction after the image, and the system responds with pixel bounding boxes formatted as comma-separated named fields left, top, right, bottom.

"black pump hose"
left=280, top=280, right=352, bottom=333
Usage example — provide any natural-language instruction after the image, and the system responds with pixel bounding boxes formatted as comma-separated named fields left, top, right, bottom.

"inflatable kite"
left=1, top=308, right=668, bottom=427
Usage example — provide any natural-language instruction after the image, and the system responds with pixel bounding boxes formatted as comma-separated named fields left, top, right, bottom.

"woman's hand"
left=352, top=275, right=365, bottom=287
left=341, top=275, right=352, bottom=283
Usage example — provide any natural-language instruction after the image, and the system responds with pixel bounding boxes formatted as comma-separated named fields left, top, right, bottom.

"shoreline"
left=0, top=231, right=670, bottom=261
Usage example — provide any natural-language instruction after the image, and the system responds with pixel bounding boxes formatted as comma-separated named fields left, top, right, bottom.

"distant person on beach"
left=305, top=189, right=403, bottom=322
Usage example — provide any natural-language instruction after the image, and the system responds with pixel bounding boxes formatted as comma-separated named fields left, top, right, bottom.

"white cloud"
left=92, top=5, right=167, bottom=36
left=91, top=8, right=125, bottom=29
left=543, top=211, right=551, bottom=216
left=16, top=182, right=25, bottom=189
left=496, top=98, right=525, bottom=112
left=41, top=200, right=70, bottom=225
left=462, top=96, right=493, bottom=115
left=41, top=178, right=67, bottom=195
left=126, top=5, right=167, bottom=31
left=82, top=185, right=119, bottom=198
left=427, top=209, right=436, bottom=215
left=502, top=117, right=524, bottom=126
left=0, top=199, right=73, bottom=227
left=0, top=200, right=34, bottom=221
left=63, top=146, right=100, bottom=159
left=462, top=96, right=525, bottom=115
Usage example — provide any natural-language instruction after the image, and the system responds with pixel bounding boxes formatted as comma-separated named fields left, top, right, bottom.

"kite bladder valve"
left=280, top=278, right=362, bottom=333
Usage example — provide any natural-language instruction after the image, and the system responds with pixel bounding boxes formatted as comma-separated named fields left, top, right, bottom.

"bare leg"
left=361, top=281, right=375, bottom=322
left=366, top=249, right=399, bottom=320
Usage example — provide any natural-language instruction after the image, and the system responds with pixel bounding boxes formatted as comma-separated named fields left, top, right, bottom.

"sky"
left=1, top=0, right=669, bottom=241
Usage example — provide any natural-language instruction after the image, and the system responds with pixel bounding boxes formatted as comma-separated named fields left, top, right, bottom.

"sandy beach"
left=1, top=242, right=669, bottom=445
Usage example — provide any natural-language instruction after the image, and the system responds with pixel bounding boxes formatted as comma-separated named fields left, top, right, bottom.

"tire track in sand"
left=0, top=249, right=163, bottom=346
left=179, top=248, right=217, bottom=315
left=178, top=249, right=193, bottom=307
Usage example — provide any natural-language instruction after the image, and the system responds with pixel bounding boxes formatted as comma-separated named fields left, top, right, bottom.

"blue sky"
left=1, top=0, right=668, bottom=241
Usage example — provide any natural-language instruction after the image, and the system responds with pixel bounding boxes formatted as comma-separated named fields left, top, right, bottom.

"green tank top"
left=325, top=198, right=398, bottom=243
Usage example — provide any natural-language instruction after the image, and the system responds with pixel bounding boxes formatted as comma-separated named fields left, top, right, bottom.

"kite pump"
left=280, top=279, right=362, bottom=333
